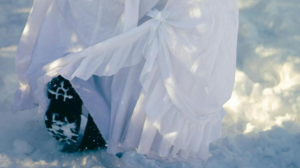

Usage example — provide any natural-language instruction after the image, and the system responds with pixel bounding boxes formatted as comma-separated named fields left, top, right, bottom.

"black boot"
left=45, top=75, right=106, bottom=152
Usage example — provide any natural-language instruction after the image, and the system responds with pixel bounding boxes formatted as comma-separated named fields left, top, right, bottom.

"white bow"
left=140, top=9, right=170, bottom=91
left=142, top=9, right=170, bottom=54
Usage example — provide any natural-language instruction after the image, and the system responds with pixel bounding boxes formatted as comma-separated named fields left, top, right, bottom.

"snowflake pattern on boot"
left=45, top=75, right=82, bottom=145
left=44, top=75, right=106, bottom=151
left=45, top=113, right=79, bottom=144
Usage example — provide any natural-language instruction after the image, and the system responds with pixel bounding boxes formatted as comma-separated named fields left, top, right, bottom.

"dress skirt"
left=13, top=0, right=239, bottom=161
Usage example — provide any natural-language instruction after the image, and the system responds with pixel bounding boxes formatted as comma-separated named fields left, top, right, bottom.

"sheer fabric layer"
left=13, top=0, right=239, bottom=161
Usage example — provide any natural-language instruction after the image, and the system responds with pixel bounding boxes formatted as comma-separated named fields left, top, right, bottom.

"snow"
left=0, top=0, right=300, bottom=167
left=13, top=139, right=33, bottom=155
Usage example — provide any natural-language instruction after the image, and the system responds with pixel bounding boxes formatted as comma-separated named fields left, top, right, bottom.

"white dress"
left=13, top=0, right=239, bottom=161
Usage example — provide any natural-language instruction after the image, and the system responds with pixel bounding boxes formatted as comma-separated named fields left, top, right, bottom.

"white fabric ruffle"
left=13, top=0, right=239, bottom=162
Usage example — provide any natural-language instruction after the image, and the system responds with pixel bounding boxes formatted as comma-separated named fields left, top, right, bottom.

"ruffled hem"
left=120, top=72, right=226, bottom=161
left=140, top=107, right=225, bottom=161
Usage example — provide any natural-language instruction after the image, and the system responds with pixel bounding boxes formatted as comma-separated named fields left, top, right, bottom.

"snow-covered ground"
left=1, top=0, right=300, bottom=167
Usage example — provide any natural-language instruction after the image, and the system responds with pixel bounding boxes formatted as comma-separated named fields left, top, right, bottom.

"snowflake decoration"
left=47, top=113, right=78, bottom=144
left=48, top=81, right=73, bottom=102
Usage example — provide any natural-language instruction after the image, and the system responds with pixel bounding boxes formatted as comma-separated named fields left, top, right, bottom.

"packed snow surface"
left=0, top=0, right=300, bottom=167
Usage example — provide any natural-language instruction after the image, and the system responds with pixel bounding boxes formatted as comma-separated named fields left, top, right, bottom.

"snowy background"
left=1, top=0, right=300, bottom=167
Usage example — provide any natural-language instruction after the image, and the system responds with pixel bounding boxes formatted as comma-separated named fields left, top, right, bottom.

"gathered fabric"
left=14, top=0, right=239, bottom=161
